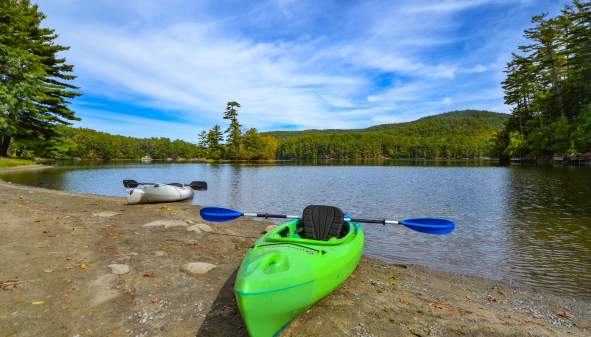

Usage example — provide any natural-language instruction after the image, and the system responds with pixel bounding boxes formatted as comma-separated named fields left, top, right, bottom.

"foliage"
left=0, top=0, right=80, bottom=156
left=267, top=110, right=507, bottom=160
left=12, top=126, right=205, bottom=160
left=200, top=102, right=277, bottom=160
left=497, top=0, right=591, bottom=159
left=205, top=125, right=224, bottom=160
left=223, top=101, right=242, bottom=159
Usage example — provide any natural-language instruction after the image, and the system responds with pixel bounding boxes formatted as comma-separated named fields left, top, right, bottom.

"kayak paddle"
left=123, top=179, right=208, bottom=190
left=199, top=207, right=454, bottom=235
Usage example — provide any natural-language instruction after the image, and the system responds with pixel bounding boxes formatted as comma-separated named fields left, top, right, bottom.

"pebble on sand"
left=181, top=262, right=217, bottom=276
left=108, top=264, right=130, bottom=275
left=92, top=211, right=120, bottom=218
left=187, top=223, right=213, bottom=233
left=143, top=220, right=188, bottom=228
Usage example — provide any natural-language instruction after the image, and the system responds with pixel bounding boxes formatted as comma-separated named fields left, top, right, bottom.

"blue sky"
left=37, top=0, right=568, bottom=141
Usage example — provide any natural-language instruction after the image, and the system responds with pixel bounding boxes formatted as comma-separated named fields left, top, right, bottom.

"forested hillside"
left=268, top=110, right=508, bottom=160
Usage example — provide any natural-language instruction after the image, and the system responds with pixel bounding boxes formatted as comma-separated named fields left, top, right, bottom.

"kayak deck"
left=234, top=219, right=364, bottom=337
left=126, top=183, right=194, bottom=204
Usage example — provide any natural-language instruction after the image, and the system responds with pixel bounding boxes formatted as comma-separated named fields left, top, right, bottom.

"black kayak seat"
left=302, top=205, right=344, bottom=241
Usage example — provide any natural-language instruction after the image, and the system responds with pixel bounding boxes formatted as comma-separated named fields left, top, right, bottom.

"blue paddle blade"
left=200, top=207, right=243, bottom=222
left=400, top=218, right=455, bottom=235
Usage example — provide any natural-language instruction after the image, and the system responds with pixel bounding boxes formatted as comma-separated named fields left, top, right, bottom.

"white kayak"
left=127, top=183, right=194, bottom=205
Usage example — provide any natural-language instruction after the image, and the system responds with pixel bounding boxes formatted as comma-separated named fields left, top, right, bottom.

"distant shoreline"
left=31, top=157, right=591, bottom=167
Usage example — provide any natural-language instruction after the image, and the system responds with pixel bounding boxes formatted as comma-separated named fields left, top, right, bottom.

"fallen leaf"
left=32, top=301, right=45, bottom=305
left=161, top=207, right=173, bottom=211
left=555, top=309, right=574, bottom=319
left=389, top=277, right=399, bottom=286
left=465, top=295, right=472, bottom=301
left=151, top=297, right=158, bottom=304
left=143, top=271, right=154, bottom=277
left=78, top=263, right=88, bottom=269
left=64, top=292, right=69, bottom=300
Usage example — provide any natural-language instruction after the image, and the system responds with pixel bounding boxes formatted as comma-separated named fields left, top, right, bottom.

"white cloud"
left=33, top=0, right=558, bottom=139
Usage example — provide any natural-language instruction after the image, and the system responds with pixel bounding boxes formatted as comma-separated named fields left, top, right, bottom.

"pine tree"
left=0, top=0, right=80, bottom=156
left=206, top=125, right=223, bottom=159
left=197, top=130, right=208, bottom=148
left=223, top=101, right=242, bottom=159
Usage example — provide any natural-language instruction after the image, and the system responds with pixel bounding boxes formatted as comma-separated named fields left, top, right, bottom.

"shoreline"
left=0, top=176, right=589, bottom=336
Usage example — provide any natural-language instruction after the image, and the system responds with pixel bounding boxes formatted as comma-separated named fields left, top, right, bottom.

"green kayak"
left=234, top=205, right=364, bottom=337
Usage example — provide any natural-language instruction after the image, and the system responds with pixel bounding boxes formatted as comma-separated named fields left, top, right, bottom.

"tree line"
left=10, top=101, right=279, bottom=161
left=272, top=111, right=506, bottom=160
left=495, top=0, right=591, bottom=160
left=10, top=126, right=204, bottom=160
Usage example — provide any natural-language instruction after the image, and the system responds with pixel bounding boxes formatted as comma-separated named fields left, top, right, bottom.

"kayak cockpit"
left=263, top=219, right=357, bottom=246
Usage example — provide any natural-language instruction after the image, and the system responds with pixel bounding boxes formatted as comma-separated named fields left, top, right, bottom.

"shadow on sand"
left=196, top=269, right=249, bottom=337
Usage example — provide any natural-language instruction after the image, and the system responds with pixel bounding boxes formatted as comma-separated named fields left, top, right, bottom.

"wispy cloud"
left=36, top=0, right=567, bottom=139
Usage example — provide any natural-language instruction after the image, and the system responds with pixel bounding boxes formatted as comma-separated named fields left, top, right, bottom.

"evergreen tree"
left=206, top=125, right=223, bottom=159
left=0, top=0, right=80, bottom=156
left=497, top=0, right=591, bottom=159
left=223, top=101, right=242, bottom=158
left=197, top=130, right=208, bottom=149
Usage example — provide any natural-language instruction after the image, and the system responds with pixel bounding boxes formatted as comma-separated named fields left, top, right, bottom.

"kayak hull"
left=127, top=184, right=194, bottom=204
left=235, top=219, right=364, bottom=337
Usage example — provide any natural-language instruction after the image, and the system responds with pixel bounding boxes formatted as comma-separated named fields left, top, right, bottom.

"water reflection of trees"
left=0, top=168, right=67, bottom=190
left=505, top=166, right=591, bottom=297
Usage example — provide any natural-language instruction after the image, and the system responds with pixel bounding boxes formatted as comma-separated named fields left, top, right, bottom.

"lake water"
left=2, top=162, right=590, bottom=299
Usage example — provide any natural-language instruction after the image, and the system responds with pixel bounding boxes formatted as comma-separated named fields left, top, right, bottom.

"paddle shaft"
left=242, top=212, right=399, bottom=225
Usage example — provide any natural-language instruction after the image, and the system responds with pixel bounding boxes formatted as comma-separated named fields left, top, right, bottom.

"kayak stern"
left=234, top=219, right=364, bottom=337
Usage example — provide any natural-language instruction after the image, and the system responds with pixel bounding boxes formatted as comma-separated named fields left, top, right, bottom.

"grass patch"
left=0, top=157, right=35, bottom=168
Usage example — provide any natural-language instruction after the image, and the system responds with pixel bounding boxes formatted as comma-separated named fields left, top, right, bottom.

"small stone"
left=108, top=264, right=130, bottom=275
left=186, top=225, right=202, bottom=234
left=143, top=220, right=188, bottom=228
left=195, top=223, right=212, bottom=232
left=181, top=262, right=216, bottom=276
left=92, top=211, right=120, bottom=218
left=265, top=225, right=278, bottom=233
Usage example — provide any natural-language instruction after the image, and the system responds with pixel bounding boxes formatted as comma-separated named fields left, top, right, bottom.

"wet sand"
left=0, top=169, right=589, bottom=337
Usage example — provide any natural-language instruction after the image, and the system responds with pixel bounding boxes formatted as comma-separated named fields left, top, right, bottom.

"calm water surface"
left=2, top=162, right=590, bottom=298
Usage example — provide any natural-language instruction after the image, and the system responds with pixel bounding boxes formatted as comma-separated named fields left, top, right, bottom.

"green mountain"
left=267, top=110, right=509, bottom=160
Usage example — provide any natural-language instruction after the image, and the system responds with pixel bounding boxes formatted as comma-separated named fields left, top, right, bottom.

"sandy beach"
left=0, top=168, right=589, bottom=337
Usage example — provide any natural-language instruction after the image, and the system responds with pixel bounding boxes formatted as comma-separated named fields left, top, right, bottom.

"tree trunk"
left=0, top=135, right=11, bottom=156
left=551, top=64, right=566, bottom=118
